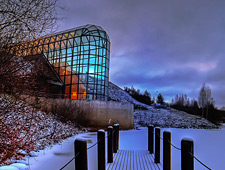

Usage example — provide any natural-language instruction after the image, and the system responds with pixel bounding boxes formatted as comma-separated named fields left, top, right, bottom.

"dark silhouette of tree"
left=124, top=86, right=152, bottom=105
left=171, top=92, right=222, bottom=124
left=156, top=93, right=164, bottom=104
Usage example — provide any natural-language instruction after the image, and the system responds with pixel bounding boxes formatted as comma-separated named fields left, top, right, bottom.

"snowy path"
left=107, top=150, right=161, bottom=170
left=26, top=132, right=99, bottom=170
left=25, top=126, right=225, bottom=170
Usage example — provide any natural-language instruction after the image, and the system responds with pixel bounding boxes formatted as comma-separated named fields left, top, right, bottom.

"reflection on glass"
left=15, top=24, right=110, bottom=100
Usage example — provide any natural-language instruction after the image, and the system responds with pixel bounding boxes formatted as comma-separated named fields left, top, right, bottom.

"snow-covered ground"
left=0, top=94, right=83, bottom=167
left=120, top=126, right=225, bottom=170
left=6, top=124, right=224, bottom=170
left=134, top=109, right=218, bottom=129
left=108, top=81, right=218, bottom=129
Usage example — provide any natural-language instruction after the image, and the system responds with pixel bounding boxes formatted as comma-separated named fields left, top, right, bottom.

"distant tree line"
left=124, top=86, right=153, bottom=106
left=171, top=83, right=224, bottom=124
left=124, top=86, right=167, bottom=106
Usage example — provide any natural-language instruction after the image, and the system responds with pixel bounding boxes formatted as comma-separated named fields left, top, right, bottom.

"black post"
left=113, top=125, right=117, bottom=153
left=148, top=125, right=154, bottom=154
left=155, top=127, right=161, bottom=163
left=181, top=138, right=194, bottom=170
left=75, top=139, right=88, bottom=170
left=107, top=126, right=113, bottom=163
left=163, top=131, right=171, bottom=170
left=98, top=130, right=106, bottom=170
left=113, top=124, right=119, bottom=153
left=116, top=124, right=119, bottom=150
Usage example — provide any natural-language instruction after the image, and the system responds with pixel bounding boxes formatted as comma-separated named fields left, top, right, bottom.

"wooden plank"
left=116, top=150, right=125, bottom=170
left=121, top=150, right=128, bottom=170
left=140, top=151, right=148, bottom=170
left=130, top=150, right=134, bottom=170
left=143, top=151, right=153, bottom=170
left=107, top=150, right=162, bottom=170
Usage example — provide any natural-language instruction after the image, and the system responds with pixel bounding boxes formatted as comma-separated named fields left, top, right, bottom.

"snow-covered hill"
left=108, top=82, right=150, bottom=109
left=0, top=94, right=84, bottom=166
left=134, top=109, right=218, bottom=129
left=108, top=81, right=218, bottom=129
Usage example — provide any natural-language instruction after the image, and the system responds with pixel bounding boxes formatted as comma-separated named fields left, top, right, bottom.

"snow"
left=15, top=125, right=225, bottom=170
left=120, top=127, right=225, bottom=170
left=109, top=81, right=218, bottom=129
left=18, top=133, right=97, bottom=170
left=98, top=129, right=105, bottom=132
left=108, top=82, right=150, bottom=109
left=1, top=82, right=222, bottom=169
left=9, top=164, right=28, bottom=170
left=0, top=166, right=19, bottom=170
left=0, top=94, right=83, bottom=165
left=134, top=109, right=218, bottom=129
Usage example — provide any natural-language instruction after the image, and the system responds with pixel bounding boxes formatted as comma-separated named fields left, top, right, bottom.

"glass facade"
left=14, top=24, right=110, bottom=100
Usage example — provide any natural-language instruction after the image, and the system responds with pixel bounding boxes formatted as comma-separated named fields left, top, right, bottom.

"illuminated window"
left=15, top=24, right=110, bottom=101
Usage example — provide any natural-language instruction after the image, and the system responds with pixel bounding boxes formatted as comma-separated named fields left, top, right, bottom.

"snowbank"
left=134, top=109, right=218, bottom=129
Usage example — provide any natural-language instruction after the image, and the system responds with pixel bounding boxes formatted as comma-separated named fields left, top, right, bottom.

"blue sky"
left=56, top=0, right=225, bottom=108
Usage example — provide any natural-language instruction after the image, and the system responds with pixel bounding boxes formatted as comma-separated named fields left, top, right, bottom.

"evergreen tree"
left=157, top=93, right=164, bottom=104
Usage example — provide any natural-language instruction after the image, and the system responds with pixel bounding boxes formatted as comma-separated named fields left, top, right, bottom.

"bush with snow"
left=0, top=94, right=82, bottom=165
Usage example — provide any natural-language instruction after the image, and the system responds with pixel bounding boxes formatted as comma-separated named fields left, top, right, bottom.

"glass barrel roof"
left=14, top=24, right=110, bottom=100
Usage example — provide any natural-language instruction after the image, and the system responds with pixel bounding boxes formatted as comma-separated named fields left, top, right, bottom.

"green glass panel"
left=89, top=66, right=95, bottom=73
left=90, top=58, right=95, bottom=64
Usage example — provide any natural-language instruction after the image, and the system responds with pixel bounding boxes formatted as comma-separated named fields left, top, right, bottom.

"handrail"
left=154, top=131, right=211, bottom=170
left=59, top=130, right=114, bottom=170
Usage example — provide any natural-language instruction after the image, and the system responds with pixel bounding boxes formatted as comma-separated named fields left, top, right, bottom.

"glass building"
left=14, top=24, right=110, bottom=100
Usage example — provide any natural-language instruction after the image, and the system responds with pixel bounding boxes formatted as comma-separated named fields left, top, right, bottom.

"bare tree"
left=0, top=0, right=60, bottom=93
left=198, top=83, right=214, bottom=118
left=0, top=0, right=58, bottom=49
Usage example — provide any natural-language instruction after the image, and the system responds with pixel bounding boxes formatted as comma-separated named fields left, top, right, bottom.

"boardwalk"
left=107, top=150, right=162, bottom=170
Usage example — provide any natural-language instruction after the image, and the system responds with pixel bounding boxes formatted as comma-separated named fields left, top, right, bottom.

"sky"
left=56, top=0, right=225, bottom=108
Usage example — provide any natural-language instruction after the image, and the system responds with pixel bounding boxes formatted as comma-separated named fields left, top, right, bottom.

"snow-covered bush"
left=0, top=94, right=81, bottom=165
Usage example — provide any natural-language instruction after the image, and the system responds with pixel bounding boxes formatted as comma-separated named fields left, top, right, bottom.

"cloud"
left=56, top=0, right=225, bottom=107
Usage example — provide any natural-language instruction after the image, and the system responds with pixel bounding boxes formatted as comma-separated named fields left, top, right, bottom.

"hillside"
left=108, top=82, right=151, bottom=109
left=108, top=81, right=218, bottom=129
left=0, top=94, right=84, bottom=165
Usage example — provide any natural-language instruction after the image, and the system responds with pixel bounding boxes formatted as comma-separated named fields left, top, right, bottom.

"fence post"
left=155, top=127, right=161, bottom=163
left=75, top=138, right=88, bottom=170
left=98, top=130, right=106, bottom=170
left=113, top=124, right=119, bottom=153
left=108, top=126, right=113, bottom=163
left=115, top=124, right=119, bottom=150
left=163, top=131, right=171, bottom=170
left=181, top=138, right=194, bottom=170
left=148, top=125, right=154, bottom=154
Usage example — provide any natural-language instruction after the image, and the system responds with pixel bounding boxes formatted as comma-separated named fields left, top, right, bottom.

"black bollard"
left=148, top=125, right=154, bottom=154
left=181, top=138, right=194, bottom=170
left=107, top=126, right=113, bottom=163
left=98, top=130, right=106, bottom=170
left=155, top=127, right=161, bottom=163
left=113, top=125, right=117, bottom=153
left=163, top=131, right=171, bottom=170
left=75, top=138, right=88, bottom=170
left=113, top=124, right=119, bottom=153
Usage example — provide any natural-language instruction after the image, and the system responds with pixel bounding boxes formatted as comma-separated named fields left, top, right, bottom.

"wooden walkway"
left=106, top=150, right=162, bottom=170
